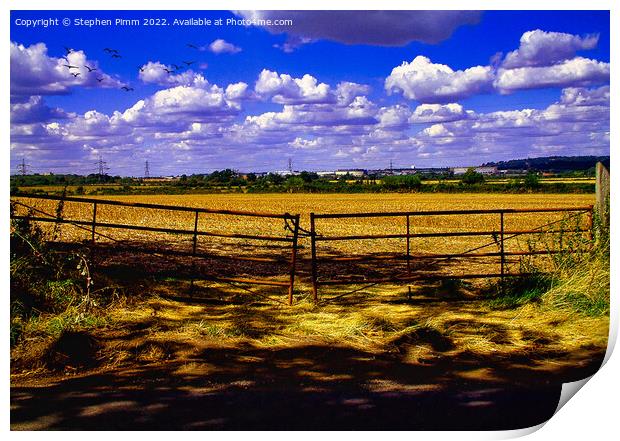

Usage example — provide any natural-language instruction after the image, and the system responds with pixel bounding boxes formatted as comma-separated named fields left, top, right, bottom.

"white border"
left=3, top=1, right=616, bottom=440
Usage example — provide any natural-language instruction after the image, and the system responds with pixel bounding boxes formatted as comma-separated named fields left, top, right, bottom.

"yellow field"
left=13, top=193, right=594, bottom=283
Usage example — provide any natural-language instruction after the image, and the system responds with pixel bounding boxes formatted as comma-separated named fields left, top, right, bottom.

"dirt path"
left=11, top=340, right=602, bottom=430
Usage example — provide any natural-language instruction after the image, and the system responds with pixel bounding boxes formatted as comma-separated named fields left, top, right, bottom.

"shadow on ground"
left=11, top=241, right=606, bottom=430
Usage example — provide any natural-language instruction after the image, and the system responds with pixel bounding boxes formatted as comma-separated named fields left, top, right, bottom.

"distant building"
left=317, top=171, right=336, bottom=179
left=335, top=169, right=366, bottom=178
left=452, top=166, right=498, bottom=175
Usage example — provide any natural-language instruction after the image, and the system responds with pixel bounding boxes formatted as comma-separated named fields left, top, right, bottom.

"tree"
left=461, top=168, right=485, bottom=185
left=524, top=172, right=540, bottom=189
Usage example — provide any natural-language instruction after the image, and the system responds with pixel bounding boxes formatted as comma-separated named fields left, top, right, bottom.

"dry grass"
left=85, top=282, right=607, bottom=376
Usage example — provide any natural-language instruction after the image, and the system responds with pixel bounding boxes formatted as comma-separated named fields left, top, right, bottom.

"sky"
left=10, top=10, right=610, bottom=176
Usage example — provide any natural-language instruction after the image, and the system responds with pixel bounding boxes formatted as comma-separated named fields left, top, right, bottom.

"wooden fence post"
left=595, top=162, right=610, bottom=236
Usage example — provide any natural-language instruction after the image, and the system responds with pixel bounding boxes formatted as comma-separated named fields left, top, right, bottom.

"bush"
left=460, top=168, right=485, bottom=185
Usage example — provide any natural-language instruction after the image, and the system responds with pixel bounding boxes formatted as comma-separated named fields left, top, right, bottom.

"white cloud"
left=410, top=103, right=470, bottom=124
left=495, top=57, right=610, bottom=92
left=138, top=61, right=200, bottom=86
left=502, top=30, right=599, bottom=68
left=209, top=39, right=242, bottom=54
left=385, top=56, right=494, bottom=103
left=377, top=105, right=412, bottom=129
left=255, top=69, right=333, bottom=104
left=11, top=41, right=122, bottom=96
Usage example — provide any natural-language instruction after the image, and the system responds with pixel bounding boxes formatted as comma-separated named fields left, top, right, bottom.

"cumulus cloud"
left=234, top=10, right=481, bottom=47
left=385, top=56, right=494, bottom=103
left=10, top=96, right=72, bottom=124
left=11, top=41, right=122, bottom=96
left=255, top=69, right=333, bottom=104
left=502, top=30, right=599, bottom=68
left=495, top=57, right=610, bottom=92
left=209, top=39, right=242, bottom=54
left=376, top=105, right=412, bottom=129
left=559, top=85, right=610, bottom=106
left=409, top=103, right=471, bottom=124
left=138, top=61, right=201, bottom=86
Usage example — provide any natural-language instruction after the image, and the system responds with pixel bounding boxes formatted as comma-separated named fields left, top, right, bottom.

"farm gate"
left=10, top=194, right=300, bottom=305
left=309, top=206, right=594, bottom=301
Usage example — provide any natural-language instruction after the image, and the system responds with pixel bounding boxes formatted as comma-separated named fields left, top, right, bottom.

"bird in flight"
left=85, top=65, right=97, bottom=72
left=63, top=64, right=79, bottom=69
left=64, top=46, right=74, bottom=55
left=104, top=48, right=119, bottom=54
left=61, top=56, right=69, bottom=62
left=96, top=77, right=104, bottom=82
left=121, top=86, right=134, bottom=91
left=111, top=54, right=122, bottom=59
left=138, top=65, right=145, bottom=72
left=182, top=61, right=196, bottom=66
left=187, top=43, right=199, bottom=49
left=171, top=64, right=181, bottom=70
left=71, top=72, right=81, bottom=77
left=163, top=68, right=173, bottom=74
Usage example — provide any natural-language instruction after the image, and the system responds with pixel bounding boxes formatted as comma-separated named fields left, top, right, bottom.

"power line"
left=16, top=158, right=30, bottom=176
left=94, top=155, right=110, bottom=180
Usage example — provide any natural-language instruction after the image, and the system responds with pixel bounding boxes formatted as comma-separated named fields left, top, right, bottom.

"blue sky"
left=10, top=10, right=610, bottom=176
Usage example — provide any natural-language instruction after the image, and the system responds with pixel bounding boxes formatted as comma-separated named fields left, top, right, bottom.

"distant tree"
left=524, top=172, right=541, bottom=189
left=461, top=168, right=485, bottom=185
left=299, top=171, right=319, bottom=183
left=285, top=176, right=305, bottom=192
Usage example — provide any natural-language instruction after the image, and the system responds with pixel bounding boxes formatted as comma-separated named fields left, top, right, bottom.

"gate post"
left=91, top=202, right=97, bottom=243
left=500, top=211, right=505, bottom=289
left=287, top=214, right=300, bottom=306
left=310, top=213, right=319, bottom=303
left=406, top=214, right=412, bottom=299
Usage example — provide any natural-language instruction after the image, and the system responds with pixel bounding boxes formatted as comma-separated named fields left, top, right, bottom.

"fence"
left=309, top=206, right=593, bottom=301
left=11, top=194, right=594, bottom=305
left=10, top=194, right=300, bottom=305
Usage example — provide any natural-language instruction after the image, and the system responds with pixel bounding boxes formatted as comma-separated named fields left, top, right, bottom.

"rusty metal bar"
left=406, top=215, right=411, bottom=273
left=192, top=210, right=199, bottom=255
left=317, top=249, right=583, bottom=262
left=10, top=216, right=294, bottom=242
left=500, top=211, right=505, bottom=285
left=288, top=215, right=300, bottom=306
left=316, top=272, right=541, bottom=286
left=310, top=213, right=319, bottom=303
left=68, top=241, right=289, bottom=263
left=313, top=206, right=592, bottom=219
left=12, top=194, right=295, bottom=219
left=91, top=202, right=97, bottom=243
left=315, top=228, right=589, bottom=241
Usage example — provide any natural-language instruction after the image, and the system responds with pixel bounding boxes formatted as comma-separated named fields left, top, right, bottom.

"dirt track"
left=11, top=340, right=602, bottom=430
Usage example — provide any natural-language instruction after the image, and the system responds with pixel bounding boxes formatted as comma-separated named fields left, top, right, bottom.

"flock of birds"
left=61, top=44, right=201, bottom=92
